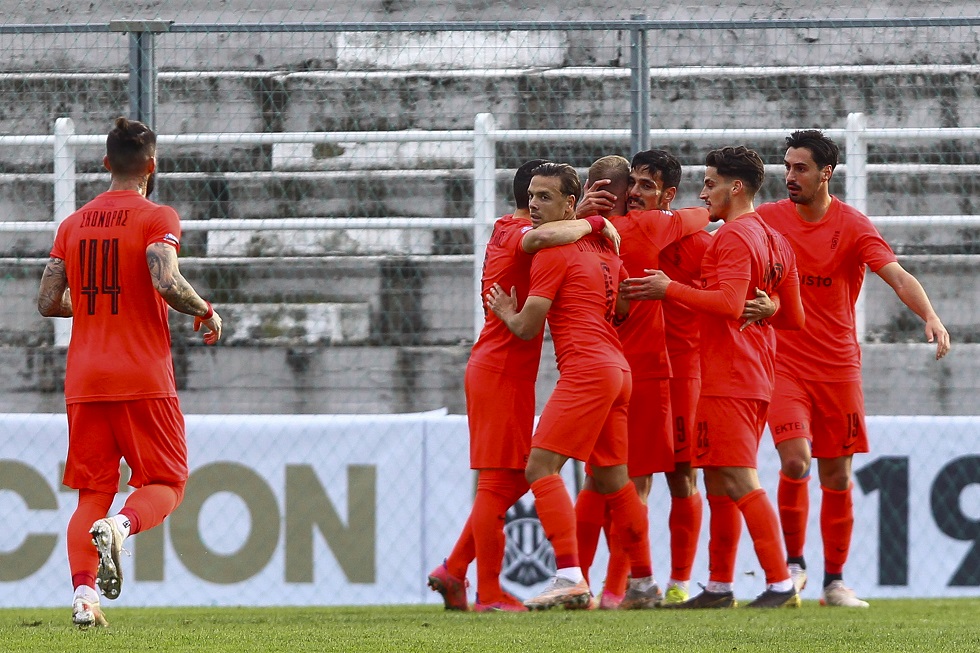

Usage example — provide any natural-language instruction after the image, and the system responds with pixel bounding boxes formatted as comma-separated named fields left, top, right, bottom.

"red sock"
left=706, top=494, right=741, bottom=584
left=669, top=493, right=703, bottom=582
left=821, top=484, right=853, bottom=575
left=68, top=489, right=114, bottom=590
left=603, top=505, right=630, bottom=596
left=447, top=516, right=475, bottom=579
left=605, top=483, right=652, bottom=580
left=777, top=472, right=809, bottom=559
left=530, top=475, right=579, bottom=569
left=472, top=469, right=528, bottom=603
left=120, top=482, right=184, bottom=536
left=737, top=488, right=790, bottom=585
left=574, top=488, right=606, bottom=586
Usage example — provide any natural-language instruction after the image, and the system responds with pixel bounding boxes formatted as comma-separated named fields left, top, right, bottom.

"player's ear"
left=103, top=155, right=112, bottom=173
left=663, top=186, right=677, bottom=204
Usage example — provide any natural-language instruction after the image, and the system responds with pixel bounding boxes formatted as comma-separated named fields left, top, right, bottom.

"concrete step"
left=6, top=252, right=978, bottom=351
left=3, top=255, right=474, bottom=347
left=0, top=341, right=974, bottom=417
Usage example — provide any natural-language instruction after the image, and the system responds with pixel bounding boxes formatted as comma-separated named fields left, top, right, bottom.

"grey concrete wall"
left=0, top=341, right=972, bottom=416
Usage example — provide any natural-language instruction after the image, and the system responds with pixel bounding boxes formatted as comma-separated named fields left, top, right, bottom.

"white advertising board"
left=0, top=413, right=977, bottom=607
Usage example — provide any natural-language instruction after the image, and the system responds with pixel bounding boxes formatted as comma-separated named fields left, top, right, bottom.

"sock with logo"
left=471, top=469, right=529, bottom=604
left=669, top=493, right=703, bottom=582
left=605, top=482, right=653, bottom=580
left=777, top=471, right=809, bottom=559
left=119, top=482, right=184, bottom=537
left=574, top=487, right=606, bottom=586
left=737, top=488, right=791, bottom=585
left=821, top=484, right=854, bottom=576
left=706, top=494, right=741, bottom=584
left=68, top=489, right=115, bottom=591
left=530, top=475, right=579, bottom=569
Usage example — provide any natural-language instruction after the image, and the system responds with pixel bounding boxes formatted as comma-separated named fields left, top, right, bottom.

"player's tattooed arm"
left=146, top=242, right=211, bottom=317
left=37, top=257, right=73, bottom=317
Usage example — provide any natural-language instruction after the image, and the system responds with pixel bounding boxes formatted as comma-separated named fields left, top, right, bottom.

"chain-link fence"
left=1, top=2, right=979, bottom=607
left=2, top=9, right=979, bottom=414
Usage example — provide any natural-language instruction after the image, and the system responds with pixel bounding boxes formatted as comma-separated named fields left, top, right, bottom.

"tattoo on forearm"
left=147, top=243, right=207, bottom=316
left=37, top=258, right=73, bottom=317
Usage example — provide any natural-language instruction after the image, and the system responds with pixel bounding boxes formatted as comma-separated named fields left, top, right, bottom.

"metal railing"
left=3, top=112, right=980, bottom=344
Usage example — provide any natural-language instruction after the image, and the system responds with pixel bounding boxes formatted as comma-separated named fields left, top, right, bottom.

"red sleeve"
left=674, top=207, right=711, bottom=238
left=145, top=205, right=182, bottom=253
left=769, top=256, right=804, bottom=330
left=528, top=248, right=567, bottom=301
left=855, top=220, right=897, bottom=273
left=50, top=221, right=68, bottom=260
left=665, top=278, right=749, bottom=319
left=635, top=207, right=709, bottom=252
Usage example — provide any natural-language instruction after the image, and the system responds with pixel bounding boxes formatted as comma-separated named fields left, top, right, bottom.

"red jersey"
left=612, top=207, right=709, bottom=380
left=659, top=230, right=712, bottom=380
left=50, top=190, right=181, bottom=403
left=667, top=213, right=800, bottom=402
left=757, top=197, right=897, bottom=382
left=468, top=214, right=543, bottom=380
left=528, top=234, right=629, bottom=374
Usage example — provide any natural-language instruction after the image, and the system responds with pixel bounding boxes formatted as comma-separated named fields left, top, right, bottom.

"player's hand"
left=740, top=288, right=777, bottom=331
left=619, top=268, right=672, bottom=300
left=485, top=283, right=518, bottom=319
left=194, top=310, right=222, bottom=345
left=576, top=178, right=617, bottom=218
left=925, top=317, right=950, bottom=360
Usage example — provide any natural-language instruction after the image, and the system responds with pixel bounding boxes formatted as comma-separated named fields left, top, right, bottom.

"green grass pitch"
left=3, top=599, right=979, bottom=653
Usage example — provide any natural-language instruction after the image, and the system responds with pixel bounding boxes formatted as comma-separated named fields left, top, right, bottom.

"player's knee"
left=781, top=457, right=810, bottom=480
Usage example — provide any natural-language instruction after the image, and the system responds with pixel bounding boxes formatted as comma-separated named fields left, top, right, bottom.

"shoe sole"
left=662, top=598, right=737, bottom=609
left=748, top=595, right=801, bottom=608
left=91, top=522, right=123, bottom=600
left=72, top=604, right=108, bottom=628
left=524, top=591, right=592, bottom=611
left=819, top=598, right=870, bottom=608
left=426, top=576, right=468, bottom=611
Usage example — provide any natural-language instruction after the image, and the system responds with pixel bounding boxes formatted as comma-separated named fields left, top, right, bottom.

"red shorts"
left=64, top=397, right=188, bottom=494
left=465, top=364, right=534, bottom=470
left=534, top=366, right=631, bottom=469
left=626, top=377, right=673, bottom=476
left=768, top=371, right=868, bottom=459
left=669, top=376, right=701, bottom=465
left=692, top=396, right=768, bottom=469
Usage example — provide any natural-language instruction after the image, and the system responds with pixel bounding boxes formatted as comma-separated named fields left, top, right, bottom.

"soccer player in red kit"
left=748, top=130, right=950, bottom=607
left=632, top=146, right=805, bottom=608
left=37, top=118, right=222, bottom=627
left=427, top=160, right=622, bottom=612
left=622, top=149, right=712, bottom=606
left=486, top=162, right=659, bottom=610
left=573, top=152, right=708, bottom=608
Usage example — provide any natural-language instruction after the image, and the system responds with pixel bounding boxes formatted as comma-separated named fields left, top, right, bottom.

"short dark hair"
left=785, top=129, right=839, bottom=171
left=631, top=149, right=682, bottom=189
left=531, top=162, right=582, bottom=206
left=513, top=159, right=550, bottom=210
left=705, top=146, right=766, bottom=195
left=106, top=117, right=156, bottom=178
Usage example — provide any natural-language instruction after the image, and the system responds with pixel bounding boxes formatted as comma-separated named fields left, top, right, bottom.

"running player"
left=37, top=117, right=222, bottom=628
left=630, top=146, right=805, bottom=608
left=748, top=129, right=950, bottom=607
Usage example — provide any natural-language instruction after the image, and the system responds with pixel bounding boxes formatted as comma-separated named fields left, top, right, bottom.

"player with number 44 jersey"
left=38, top=117, right=221, bottom=628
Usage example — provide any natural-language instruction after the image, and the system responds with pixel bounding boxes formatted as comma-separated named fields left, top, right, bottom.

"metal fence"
left=1, top=8, right=979, bottom=609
